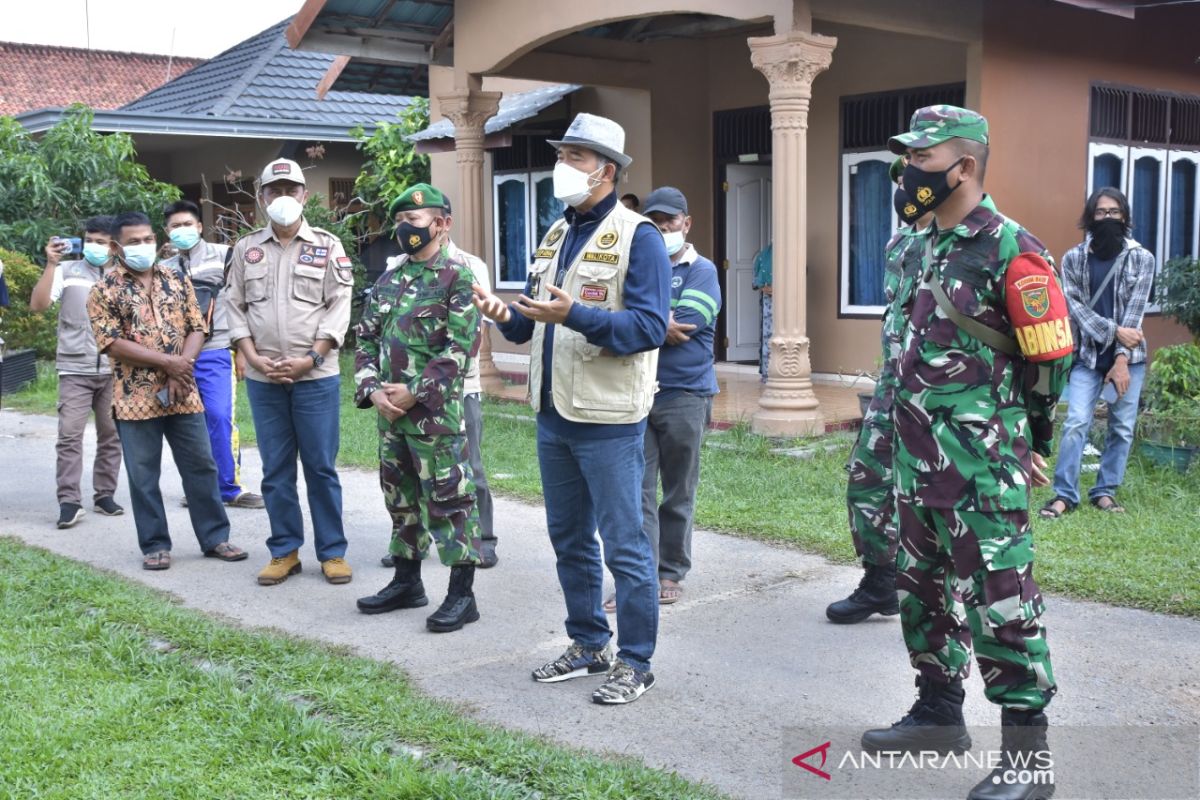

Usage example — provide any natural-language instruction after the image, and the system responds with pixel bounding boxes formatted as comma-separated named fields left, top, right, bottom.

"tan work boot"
left=258, top=550, right=301, bottom=585
left=321, top=557, right=353, bottom=585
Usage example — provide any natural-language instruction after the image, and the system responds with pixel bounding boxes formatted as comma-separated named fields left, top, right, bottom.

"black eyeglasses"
left=1093, top=208, right=1123, bottom=219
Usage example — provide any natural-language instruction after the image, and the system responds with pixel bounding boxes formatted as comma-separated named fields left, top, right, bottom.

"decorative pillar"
left=438, top=86, right=503, bottom=388
left=748, top=30, right=836, bottom=437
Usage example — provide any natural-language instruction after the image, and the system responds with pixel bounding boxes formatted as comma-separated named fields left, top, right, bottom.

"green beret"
left=388, top=183, right=445, bottom=217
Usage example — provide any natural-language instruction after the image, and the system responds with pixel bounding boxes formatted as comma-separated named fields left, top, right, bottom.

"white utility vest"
left=527, top=201, right=659, bottom=424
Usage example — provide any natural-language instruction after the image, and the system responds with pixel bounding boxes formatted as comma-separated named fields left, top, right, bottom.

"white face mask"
left=266, top=195, right=304, bottom=227
left=552, top=162, right=603, bottom=208
left=662, top=229, right=686, bottom=256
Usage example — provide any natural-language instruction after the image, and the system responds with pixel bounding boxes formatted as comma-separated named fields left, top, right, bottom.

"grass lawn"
left=0, top=538, right=722, bottom=799
left=7, top=358, right=1200, bottom=616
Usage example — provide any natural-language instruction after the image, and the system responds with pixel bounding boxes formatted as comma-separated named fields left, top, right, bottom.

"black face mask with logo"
left=893, top=187, right=922, bottom=224
left=901, top=156, right=965, bottom=216
left=1088, top=218, right=1126, bottom=260
left=396, top=220, right=438, bottom=256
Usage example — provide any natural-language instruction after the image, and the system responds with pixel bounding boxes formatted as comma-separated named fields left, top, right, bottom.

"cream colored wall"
left=803, top=21, right=967, bottom=374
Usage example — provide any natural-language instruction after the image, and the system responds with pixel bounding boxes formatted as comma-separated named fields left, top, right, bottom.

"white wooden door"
left=724, top=164, right=772, bottom=361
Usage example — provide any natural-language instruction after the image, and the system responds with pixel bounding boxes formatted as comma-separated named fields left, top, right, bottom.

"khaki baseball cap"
left=260, top=158, right=306, bottom=187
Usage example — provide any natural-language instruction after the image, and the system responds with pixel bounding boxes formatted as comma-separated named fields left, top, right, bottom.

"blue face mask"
left=122, top=243, right=157, bottom=272
left=82, top=242, right=110, bottom=267
left=169, top=226, right=201, bottom=251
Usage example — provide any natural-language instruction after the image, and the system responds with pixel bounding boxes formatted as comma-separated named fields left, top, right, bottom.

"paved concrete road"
left=2, top=409, right=1198, bottom=799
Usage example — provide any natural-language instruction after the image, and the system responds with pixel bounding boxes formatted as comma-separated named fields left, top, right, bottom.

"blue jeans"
left=245, top=376, right=347, bottom=561
left=1051, top=361, right=1146, bottom=506
left=116, top=413, right=230, bottom=555
left=536, top=423, right=658, bottom=672
left=194, top=349, right=243, bottom=502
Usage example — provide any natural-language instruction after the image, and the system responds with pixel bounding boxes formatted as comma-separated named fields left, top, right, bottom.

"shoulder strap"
left=924, top=236, right=1020, bottom=357
left=1087, top=250, right=1123, bottom=309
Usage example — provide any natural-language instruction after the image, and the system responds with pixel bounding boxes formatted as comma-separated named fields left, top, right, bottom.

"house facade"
left=289, top=0, right=1200, bottom=435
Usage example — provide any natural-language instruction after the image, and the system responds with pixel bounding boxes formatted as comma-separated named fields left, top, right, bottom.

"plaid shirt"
left=1059, top=236, right=1156, bottom=369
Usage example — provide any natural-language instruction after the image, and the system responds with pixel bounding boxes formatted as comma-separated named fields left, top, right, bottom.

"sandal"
left=1091, top=496, right=1126, bottom=513
left=204, top=542, right=248, bottom=562
left=1038, top=497, right=1076, bottom=519
left=659, top=580, right=683, bottom=605
left=603, top=594, right=617, bottom=614
left=142, top=551, right=171, bottom=570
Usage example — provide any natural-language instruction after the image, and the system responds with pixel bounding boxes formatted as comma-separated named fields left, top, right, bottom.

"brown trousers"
left=56, top=373, right=122, bottom=505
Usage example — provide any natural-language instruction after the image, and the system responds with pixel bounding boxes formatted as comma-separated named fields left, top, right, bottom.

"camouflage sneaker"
left=532, top=642, right=613, bottom=683
left=591, top=661, right=655, bottom=705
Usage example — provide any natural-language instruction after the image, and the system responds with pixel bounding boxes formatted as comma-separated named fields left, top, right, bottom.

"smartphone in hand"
left=156, top=387, right=171, bottom=408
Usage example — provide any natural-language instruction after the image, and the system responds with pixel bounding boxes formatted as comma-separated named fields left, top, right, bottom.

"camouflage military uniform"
left=845, top=224, right=930, bottom=566
left=355, top=244, right=483, bottom=566
left=892, top=193, right=1070, bottom=711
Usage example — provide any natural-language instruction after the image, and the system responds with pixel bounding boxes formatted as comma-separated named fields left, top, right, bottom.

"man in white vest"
left=474, top=112, right=671, bottom=704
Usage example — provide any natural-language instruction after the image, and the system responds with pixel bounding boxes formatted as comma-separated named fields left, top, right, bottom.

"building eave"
left=13, top=107, right=378, bottom=142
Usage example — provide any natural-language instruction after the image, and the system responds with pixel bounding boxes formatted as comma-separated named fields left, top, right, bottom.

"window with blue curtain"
left=1092, top=153, right=1123, bottom=191
left=534, top=175, right=564, bottom=244
left=1132, top=156, right=1161, bottom=256
left=496, top=177, right=528, bottom=285
left=1169, top=160, right=1196, bottom=260
left=848, top=159, right=890, bottom=307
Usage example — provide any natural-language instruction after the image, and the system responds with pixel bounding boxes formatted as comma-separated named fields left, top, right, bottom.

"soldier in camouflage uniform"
left=860, top=107, right=1072, bottom=800
left=827, top=157, right=933, bottom=624
left=353, top=183, right=484, bottom=634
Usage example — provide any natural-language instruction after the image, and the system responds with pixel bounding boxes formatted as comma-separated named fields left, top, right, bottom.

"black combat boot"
left=356, top=558, right=427, bottom=614
left=826, top=561, right=899, bottom=624
left=861, top=676, right=973, bottom=754
left=967, top=709, right=1054, bottom=800
left=426, top=564, right=480, bottom=632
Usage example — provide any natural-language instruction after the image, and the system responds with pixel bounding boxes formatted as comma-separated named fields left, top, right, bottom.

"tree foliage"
left=1159, top=257, right=1200, bottom=343
left=0, top=105, right=181, bottom=261
left=349, top=97, right=431, bottom=234
left=0, top=247, right=57, bottom=357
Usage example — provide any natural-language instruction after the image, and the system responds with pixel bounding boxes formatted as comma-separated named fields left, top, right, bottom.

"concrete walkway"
left=2, top=409, right=1198, bottom=799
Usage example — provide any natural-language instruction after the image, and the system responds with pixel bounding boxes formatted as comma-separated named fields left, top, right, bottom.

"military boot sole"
left=257, top=562, right=302, bottom=586
left=356, top=589, right=429, bottom=615
left=860, top=726, right=972, bottom=755
left=426, top=597, right=480, bottom=632
left=825, top=598, right=900, bottom=624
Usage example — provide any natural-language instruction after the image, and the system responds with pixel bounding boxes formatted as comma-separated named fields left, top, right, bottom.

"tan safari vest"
left=527, top=202, right=658, bottom=424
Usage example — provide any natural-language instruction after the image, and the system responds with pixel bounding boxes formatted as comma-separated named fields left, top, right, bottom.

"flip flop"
left=603, top=594, right=617, bottom=614
left=1091, top=496, right=1126, bottom=513
left=1038, top=497, right=1076, bottom=519
left=659, top=581, right=683, bottom=605
left=204, top=542, right=248, bottom=562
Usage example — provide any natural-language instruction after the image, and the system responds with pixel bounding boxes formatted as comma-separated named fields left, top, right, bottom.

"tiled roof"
left=411, top=84, right=580, bottom=141
left=123, top=18, right=413, bottom=125
left=0, top=42, right=205, bottom=115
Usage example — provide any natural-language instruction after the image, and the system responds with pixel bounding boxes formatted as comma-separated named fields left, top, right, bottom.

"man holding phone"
left=30, top=218, right=124, bottom=529
left=87, top=211, right=247, bottom=570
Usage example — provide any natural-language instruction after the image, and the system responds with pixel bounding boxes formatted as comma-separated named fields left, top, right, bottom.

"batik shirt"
left=88, top=265, right=207, bottom=420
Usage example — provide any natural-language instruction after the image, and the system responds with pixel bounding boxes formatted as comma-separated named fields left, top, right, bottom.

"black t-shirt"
left=1088, top=252, right=1118, bottom=372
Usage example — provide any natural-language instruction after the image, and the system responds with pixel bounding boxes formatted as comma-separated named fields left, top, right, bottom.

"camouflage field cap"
left=888, top=105, right=989, bottom=155
left=389, top=183, right=445, bottom=218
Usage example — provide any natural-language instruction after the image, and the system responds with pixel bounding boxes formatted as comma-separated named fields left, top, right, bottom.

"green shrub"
left=0, top=247, right=57, bottom=358
left=1139, top=343, right=1200, bottom=447
left=1159, top=257, right=1200, bottom=342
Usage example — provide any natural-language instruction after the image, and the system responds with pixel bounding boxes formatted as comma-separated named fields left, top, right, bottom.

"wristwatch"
left=306, top=349, right=325, bottom=368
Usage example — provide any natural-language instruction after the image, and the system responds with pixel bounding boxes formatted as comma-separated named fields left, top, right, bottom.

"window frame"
left=1129, top=146, right=1168, bottom=261
left=1166, top=149, right=1200, bottom=264
left=839, top=149, right=897, bottom=317
left=492, top=171, right=532, bottom=291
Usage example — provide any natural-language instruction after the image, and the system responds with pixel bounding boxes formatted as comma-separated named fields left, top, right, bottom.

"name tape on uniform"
left=534, top=248, right=557, bottom=259
left=581, top=252, right=619, bottom=265
left=579, top=284, right=608, bottom=302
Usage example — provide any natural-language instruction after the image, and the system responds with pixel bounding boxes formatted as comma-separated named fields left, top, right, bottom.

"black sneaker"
left=94, top=496, right=124, bottom=516
left=57, top=503, right=85, bottom=529
left=591, top=661, right=655, bottom=705
left=532, top=642, right=614, bottom=683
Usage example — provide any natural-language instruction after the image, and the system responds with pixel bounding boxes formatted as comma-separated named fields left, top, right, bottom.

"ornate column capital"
left=436, top=89, right=502, bottom=136
left=748, top=31, right=836, bottom=101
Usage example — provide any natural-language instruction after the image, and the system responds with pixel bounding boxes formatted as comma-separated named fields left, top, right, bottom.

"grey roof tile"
left=122, top=17, right=412, bottom=126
